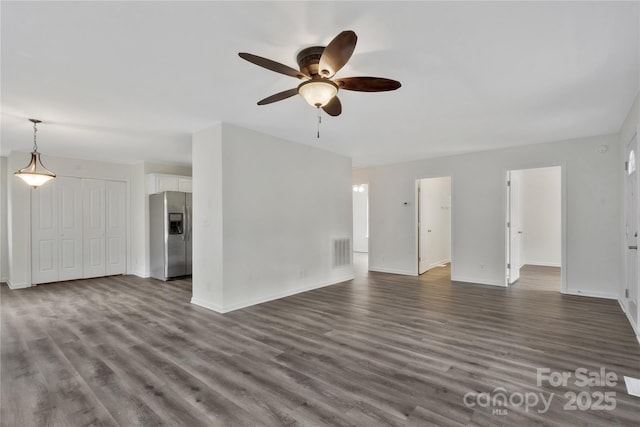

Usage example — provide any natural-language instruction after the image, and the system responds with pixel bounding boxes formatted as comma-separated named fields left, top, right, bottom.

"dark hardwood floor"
left=2, top=257, right=639, bottom=426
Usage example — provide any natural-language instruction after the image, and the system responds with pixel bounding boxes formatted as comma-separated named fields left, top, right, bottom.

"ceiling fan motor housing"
left=296, top=46, right=326, bottom=76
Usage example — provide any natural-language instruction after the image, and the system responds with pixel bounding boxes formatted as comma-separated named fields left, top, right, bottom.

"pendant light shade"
left=14, top=119, right=56, bottom=188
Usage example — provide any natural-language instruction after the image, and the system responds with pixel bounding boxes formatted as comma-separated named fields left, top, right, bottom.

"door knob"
left=629, top=245, right=638, bottom=250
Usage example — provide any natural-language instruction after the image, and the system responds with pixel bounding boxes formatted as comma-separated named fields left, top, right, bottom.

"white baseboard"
left=451, top=275, right=507, bottom=287
left=423, top=259, right=451, bottom=273
left=524, top=262, right=562, bottom=268
left=191, top=297, right=224, bottom=313
left=369, top=266, right=416, bottom=276
left=618, top=298, right=640, bottom=346
left=7, top=280, right=31, bottom=289
left=563, top=289, right=618, bottom=300
left=132, top=272, right=151, bottom=279
left=191, top=274, right=355, bottom=314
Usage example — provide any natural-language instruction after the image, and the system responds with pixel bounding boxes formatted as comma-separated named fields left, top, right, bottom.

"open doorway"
left=352, top=184, right=369, bottom=275
left=417, top=177, right=451, bottom=277
left=506, top=166, right=562, bottom=291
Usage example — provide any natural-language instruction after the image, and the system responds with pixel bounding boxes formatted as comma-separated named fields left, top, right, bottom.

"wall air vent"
left=332, top=238, right=352, bottom=268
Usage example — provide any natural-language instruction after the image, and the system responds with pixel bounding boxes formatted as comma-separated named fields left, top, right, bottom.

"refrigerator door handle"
left=186, top=204, right=191, bottom=241
left=182, top=206, right=187, bottom=241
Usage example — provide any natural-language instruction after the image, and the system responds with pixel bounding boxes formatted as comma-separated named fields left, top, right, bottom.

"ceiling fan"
left=238, top=30, right=401, bottom=117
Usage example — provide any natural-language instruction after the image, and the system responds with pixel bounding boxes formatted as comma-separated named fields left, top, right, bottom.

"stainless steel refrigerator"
left=149, top=191, right=192, bottom=280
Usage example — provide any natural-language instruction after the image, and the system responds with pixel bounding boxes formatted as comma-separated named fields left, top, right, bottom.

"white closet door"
left=58, top=177, right=83, bottom=280
left=105, top=181, right=126, bottom=275
left=83, top=179, right=106, bottom=278
left=31, top=182, right=59, bottom=284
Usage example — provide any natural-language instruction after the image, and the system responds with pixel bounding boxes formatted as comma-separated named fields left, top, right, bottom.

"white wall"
left=353, top=133, right=620, bottom=298
left=192, top=123, right=354, bottom=313
left=0, top=157, right=8, bottom=282
left=352, top=184, right=368, bottom=253
left=520, top=167, right=561, bottom=267
left=191, top=123, right=224, bottom=311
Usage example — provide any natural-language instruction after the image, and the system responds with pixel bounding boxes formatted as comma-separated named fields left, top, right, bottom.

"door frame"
left=352, top=183, right=370, bottom=254
left=415, top=176, right=453, bottom=276
left=504, top=163, right=567, bottom=293
left=623, top=131, right=639, bottom=334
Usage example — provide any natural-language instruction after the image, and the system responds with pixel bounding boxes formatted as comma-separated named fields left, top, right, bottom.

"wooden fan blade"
left=239, top=53, right=309, bottom=80
left=334, top=77, right=401, bottom=92
left=257, top=88, right=299, bottom=105
left=318, top=30, right=357, bottom=78
left=322, top=96, right=342, bottom=116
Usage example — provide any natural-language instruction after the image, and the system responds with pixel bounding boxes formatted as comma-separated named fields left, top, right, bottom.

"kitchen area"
left=147, top=173, right=192, bottom=281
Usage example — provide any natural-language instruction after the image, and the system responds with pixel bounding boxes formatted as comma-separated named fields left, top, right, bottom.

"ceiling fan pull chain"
left=317, top=106, right=321, bottom=139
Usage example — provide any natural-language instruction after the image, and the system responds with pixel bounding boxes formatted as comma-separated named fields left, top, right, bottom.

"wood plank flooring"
left=2, top=259, right=639, bottom=426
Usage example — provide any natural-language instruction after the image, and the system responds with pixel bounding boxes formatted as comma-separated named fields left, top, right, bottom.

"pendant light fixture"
left=14, top=119, right=56, bottom=188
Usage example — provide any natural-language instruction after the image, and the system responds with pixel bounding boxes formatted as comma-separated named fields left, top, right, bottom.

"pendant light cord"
left=317, top=107, right=321, bottom=139
left=32, top=121, right=39, bottom=152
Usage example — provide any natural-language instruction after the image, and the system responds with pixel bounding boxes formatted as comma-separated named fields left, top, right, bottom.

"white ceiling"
left=1, top=1, right=638, bottom=167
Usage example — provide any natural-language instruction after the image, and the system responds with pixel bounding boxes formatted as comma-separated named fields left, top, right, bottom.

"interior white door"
left=58, top=177, right=83, bottom=280
left=508, top=171, right=523, bottom=284
left=83, top=179, right=106, bottom=278
left=625, top=135, right=638, bottom=326
left=418, top=183, right=428, bottom=274
left=105, top=181, right=126, bottom=275
left=31, top=182, right=59, bottom=284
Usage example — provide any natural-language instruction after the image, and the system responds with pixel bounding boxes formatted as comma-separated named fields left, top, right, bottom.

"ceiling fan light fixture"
left=14, top=119, right=56, bottom=189
left=298, top=79, right=338, bottom=107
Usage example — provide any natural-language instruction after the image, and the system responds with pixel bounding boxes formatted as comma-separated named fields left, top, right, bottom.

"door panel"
left=508, top=171, right=523, bottom=284
left=58, top=177, right=83, bottom=280
left=32, top=177, right=126, bottom=284
left=31, top=181, right=59, bottom=284
left=105, top=181, right=126, bottom=275
left=626, top=136, right=638, bottom=325
left=83, top=180, right=106, bottom=278
left=418, top=183, right=428, bottom=274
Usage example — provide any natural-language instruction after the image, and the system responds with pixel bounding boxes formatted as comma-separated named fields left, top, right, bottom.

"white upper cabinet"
left=146, top=173, right=192, bottom=194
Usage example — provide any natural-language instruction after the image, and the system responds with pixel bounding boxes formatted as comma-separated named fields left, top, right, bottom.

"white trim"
left=504, top=163, right=567, bottom=292
left=414, top=176, right=454, bottom=278
left=422, top=259, right=451, bottom=273
left=451, top=275, right=507, bottom=287
left=1, top=276, right=7, bottom=283
left=369, top=266, right=416, bottom=276
left=192, top=274, right=355, bottom=314
left=618, top=298, right=640, bottom=346
left=7, top=280, right=31, bottom=289
left=562, top=289, right=618, bottom=300
left=133, top=272, right=150, bottom=279
left=190, top=297, right=224, bottom=313
left=523, top=262, right=562, bottom=268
